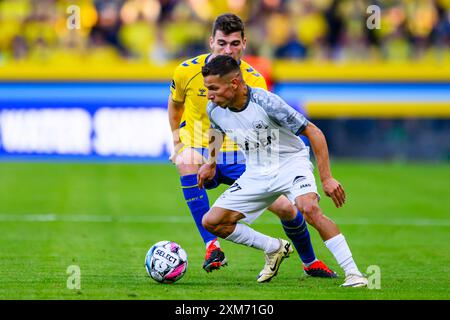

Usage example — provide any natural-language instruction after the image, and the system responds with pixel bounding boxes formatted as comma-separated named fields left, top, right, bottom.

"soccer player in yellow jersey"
left=168, top=13, right=337, bottom=277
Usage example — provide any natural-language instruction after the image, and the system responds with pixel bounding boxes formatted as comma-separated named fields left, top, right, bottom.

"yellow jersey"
left=170, top=53, right=267, bottom=152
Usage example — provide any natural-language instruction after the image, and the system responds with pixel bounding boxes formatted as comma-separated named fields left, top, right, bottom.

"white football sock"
left=324, top=233, right=361, bottom=276
left=226, top=223, right=280, bottom=254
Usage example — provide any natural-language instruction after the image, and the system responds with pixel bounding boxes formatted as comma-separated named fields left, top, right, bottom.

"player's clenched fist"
left=198, top=163, right=216, bottom=188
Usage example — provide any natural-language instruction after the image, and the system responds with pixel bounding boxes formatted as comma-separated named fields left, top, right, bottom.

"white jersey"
left=207, top=86, right=310, bottom=174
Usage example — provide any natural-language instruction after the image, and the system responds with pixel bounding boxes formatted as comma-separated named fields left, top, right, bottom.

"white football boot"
left=341, top=270, right=368, bottom=287
left=257, top=239, right=293, bottom=283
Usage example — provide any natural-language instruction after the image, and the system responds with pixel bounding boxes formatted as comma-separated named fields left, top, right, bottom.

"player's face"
left=210, top=30, right=246, bottom=61
left=204, top=74, right=236, bottom=107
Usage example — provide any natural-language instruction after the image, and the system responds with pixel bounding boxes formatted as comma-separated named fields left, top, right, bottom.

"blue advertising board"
left=0, top=82, right=172, bottom=161
left=1, top=81, right=449, bottom=161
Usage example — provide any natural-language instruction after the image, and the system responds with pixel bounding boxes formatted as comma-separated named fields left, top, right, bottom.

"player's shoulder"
left=206, top=101, right=220, bottom=117
left=249, top=86, right=273, bottom=102
left=249, top=86, right=285, bottom=112
left=240, top=59, right=267, bottom=89
left=240, top=59, right=263, bottom=79
left=175, top=54, right=209, bottom=75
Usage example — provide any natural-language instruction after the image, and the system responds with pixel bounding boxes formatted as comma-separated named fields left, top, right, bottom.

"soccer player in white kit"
left=198, top=55, right=368, bottom=287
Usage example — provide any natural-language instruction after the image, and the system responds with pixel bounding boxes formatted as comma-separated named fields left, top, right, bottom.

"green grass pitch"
left=0, top=161, right=448, bottom=300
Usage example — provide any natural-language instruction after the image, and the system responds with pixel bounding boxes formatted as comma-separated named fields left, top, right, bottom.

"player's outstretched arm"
left=198, top=129, right=224, bottom=188
left=302, top=122, right=346, bottom=208
left=168, top=93, right=185, bottom=163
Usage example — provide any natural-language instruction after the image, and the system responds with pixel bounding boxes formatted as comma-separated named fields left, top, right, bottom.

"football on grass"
left=145, top=241, right=188, bottom=283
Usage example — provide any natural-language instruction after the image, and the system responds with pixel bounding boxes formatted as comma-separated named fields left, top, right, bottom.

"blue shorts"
left=193, top=148, right=246, bottom=189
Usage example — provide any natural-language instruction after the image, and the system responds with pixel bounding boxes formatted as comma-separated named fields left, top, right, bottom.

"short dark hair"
left=212, top=13, right=245, bottom=38
left=202, top=55, right=241, bottom=78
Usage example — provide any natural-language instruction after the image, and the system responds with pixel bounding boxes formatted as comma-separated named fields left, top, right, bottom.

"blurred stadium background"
left=0, top=0, right=449, bottom=300
left=0, top=0, right=449, bottom=160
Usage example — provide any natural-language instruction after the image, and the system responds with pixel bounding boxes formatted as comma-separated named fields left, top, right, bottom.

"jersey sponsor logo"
left=198, top=88, right=206, bottom=97
left=293, top=175, right=311, bottom=189
left=252, top=120, right=269, bottom=130
left=170, top=79, right=176, bottom=89
left=293, top=175, right=306, bottom=185
left=239, top=131, right=277, bottom=151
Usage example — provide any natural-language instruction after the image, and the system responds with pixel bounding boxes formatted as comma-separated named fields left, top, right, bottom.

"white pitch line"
left=0, top=214, right=449, bottom=227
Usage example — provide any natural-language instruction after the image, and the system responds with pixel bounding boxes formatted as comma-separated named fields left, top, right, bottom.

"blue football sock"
left=281, top=212, right=316, bottom=265
left=180, top=174, right=217, bottom=244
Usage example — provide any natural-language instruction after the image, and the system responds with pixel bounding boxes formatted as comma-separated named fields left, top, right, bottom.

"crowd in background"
left=0, top=0, right=449, bottom=64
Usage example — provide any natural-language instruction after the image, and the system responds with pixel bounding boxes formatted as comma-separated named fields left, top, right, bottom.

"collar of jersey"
left=228, top=85, right=251, bottom=113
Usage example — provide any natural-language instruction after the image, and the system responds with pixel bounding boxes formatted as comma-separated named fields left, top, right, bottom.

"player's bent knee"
left=201, top=213, right=215, bottom=232
left=268, top=196, right=296, bottom=220
left=203, top=207, right=242, bottom=238
left=175, top=149, right=204, bottom=175
left=309, top=209, right=324, bottom=226
left=302, top=205, right=324, bottom=227
left=277, top=203, right=295, bottom=218
left=176, top=162, right=199, bottom=176
left=202, top=208, right=225, bottom=234
left=296, top=194, right=318, bottom=210
left=296, top=196, right=321, bottom=224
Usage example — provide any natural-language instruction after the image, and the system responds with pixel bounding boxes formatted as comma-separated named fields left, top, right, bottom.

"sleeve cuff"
left=295, top=121, right=308, bottom=136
